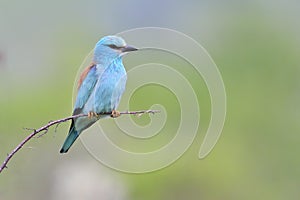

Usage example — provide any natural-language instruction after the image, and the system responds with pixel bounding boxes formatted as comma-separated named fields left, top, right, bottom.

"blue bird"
left=60, top=36, right=138, bottom=153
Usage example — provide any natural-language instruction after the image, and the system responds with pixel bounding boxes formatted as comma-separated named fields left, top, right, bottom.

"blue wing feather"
left=74, top=65, right=98, bottom=112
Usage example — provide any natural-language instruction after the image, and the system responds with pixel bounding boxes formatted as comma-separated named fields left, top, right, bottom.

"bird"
left=60, top=36, right=138, bottom=153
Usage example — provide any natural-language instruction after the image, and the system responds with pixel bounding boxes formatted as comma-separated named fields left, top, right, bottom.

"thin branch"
left=0, top=109, right=160, bottom=173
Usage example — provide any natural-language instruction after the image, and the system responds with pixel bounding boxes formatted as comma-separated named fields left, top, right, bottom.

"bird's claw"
left=111, top=110, right=120, bottom=118
left=88, top=111, right=98, bottom=119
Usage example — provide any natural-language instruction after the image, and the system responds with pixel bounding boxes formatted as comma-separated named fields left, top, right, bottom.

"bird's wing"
left=73, top=63, right=98, bottom=115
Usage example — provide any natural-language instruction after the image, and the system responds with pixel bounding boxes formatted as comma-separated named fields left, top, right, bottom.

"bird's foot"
left=111, top=110, right=120, bottom=118
left=88, top=111, right=98, bottom=119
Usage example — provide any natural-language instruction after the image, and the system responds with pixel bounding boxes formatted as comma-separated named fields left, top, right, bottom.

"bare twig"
left=0, top=110, right=160, bottom=173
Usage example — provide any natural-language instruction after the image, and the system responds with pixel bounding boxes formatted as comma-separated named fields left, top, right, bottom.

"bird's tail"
left=60, top=121, right=80, bottom=153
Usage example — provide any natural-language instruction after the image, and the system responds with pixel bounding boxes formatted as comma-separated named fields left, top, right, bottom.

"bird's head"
left=93, top=35, right=138, bottom=65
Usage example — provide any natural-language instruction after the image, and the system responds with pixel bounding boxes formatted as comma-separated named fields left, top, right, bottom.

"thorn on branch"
left=37, top=128, right=48, bottom=138
left=54, top=123, right=61, bottom=132
left=23, top=127, right=37, bottom=132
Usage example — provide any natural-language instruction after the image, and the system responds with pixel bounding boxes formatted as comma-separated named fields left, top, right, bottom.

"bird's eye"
left=107, top=44, right=122, bottom=49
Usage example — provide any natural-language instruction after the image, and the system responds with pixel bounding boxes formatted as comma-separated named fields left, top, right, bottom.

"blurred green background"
left=1, top=0, right=300, bottom=199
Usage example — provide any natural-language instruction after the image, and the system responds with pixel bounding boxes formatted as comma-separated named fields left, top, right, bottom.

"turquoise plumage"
left=60, top=36, right=137, bottom=153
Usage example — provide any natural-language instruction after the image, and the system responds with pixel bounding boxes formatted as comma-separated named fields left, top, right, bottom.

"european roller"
left=60, top=36, right=137, bottom=153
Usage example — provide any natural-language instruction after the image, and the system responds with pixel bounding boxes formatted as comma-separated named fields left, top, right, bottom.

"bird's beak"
left=121, top=45, right=138, bottom=52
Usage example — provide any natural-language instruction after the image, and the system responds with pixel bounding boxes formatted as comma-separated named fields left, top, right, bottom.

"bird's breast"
left=88, top=63, right=127, bottom=113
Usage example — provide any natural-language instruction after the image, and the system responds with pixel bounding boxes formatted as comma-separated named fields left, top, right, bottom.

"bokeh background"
left=1, top=0, right=300, bottom=199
